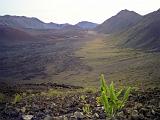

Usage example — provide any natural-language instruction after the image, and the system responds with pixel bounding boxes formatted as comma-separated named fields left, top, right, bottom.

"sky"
left=0, top=0, right=160, bottom=24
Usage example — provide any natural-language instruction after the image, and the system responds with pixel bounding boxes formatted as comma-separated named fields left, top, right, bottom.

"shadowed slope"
left=119, top=9, right=160, bottom=51
left=0, top=25, right=36, bottom=43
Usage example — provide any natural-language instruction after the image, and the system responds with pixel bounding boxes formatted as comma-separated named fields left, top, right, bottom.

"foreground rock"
left=0, top=88, right=160, bottom=120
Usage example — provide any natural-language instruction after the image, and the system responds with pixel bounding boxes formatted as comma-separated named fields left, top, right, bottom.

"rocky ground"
left=0, top=83, right=159, bottom=120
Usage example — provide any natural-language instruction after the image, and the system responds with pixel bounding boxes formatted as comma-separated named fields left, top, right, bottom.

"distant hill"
left=61, top=24, right=81, bottom=30
left=45, top=22, right=70, bottom=29
left=119, top=9, right=160, bottom=51
left=0, top=25, right=36, bottom=43
left=95, top=9, right=142, bottom=34
left=0, top=15, right=98, bottom=30
left=0, top=15, right=71, bottom=29
left=76, top=21, right=98, bottom=30
left=0, top=25, right=38, bottom=46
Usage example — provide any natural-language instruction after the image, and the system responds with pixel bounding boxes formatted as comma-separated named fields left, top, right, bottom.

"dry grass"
left=75, top=34, right=160, bottom=88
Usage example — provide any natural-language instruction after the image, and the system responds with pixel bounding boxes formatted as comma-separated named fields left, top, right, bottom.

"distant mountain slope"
left=0, top=15, right=99, bottom=30
left=61, top=24, right=81, bottom=30
left=76, top=21, right=98, bottom=29
left=95, top=10, right=142, bottom=34
left=0, top=15, right=71, bottom=29
left=120, top=9, right=160, bottom=51
left=46, top=22, right=70, bottom=29
left=0, top=25, right=35, bottom=43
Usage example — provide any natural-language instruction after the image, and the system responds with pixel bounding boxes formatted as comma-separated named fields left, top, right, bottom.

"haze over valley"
left=0, top=9, right=160, bottom=88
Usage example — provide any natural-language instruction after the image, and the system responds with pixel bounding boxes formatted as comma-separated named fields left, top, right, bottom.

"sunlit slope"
left=75, top=34, right=160, bottom=88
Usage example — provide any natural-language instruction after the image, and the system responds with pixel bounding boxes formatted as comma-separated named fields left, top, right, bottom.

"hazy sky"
left=0, top=0, right=160, bottom=24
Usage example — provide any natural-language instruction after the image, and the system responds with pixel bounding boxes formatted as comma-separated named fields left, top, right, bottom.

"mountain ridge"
left=95, top=9, right=143, bottom=34
left=0, top=15, right=98, bottom=30
left=0, top=15, right=72, bottom=29
left=119, top=8, right=160, bottom=51
left=76, top=21, right=98, bottom=29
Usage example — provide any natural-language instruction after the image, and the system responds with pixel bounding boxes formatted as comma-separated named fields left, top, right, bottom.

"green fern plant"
left=100, top=74, right=131, bottom=117
left=13, top=93, right=22, bottom=104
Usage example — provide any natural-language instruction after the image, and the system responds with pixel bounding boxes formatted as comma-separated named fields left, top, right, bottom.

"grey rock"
left=5, top=108, right=19, bottom=117
left=125, top=108, right=132, bottom=115
left=95, top=106, right=103, bottom=111
left=22, top=115, right=33, bottom=120
left=93, top=113, right=99, bottom=118
left=74, top=111, right=85, bottom=119
left=63, top=116, right=68, bottom=120
left=139, top=108, right=149, bottom=115
left=53, top=115, right=68, bottom=120
left=117, top=111, right=124, bottom=117
left=138, top=114, right=145, bottom=120
left=21, top=107, right=26, bottom=113
left=135, top=103, right=143, bottom=110
left=44, top=115, right=53, bottom=120
left=131, top=110, right=139, bottom=120
left=37, top=111, right=45, bottom=118
left=146, top=105, right=154, bottom=109
left=151, top=109, right=156, bottom=115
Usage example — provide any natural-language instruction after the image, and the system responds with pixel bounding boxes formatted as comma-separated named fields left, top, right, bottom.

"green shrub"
left=80, top=95, right=92, bottom=115
left=80, top=95, right=86, bottom=101
left=13, top=93, right=22, bottom=104
left=0, top=93, right=5, bottom=103
left=100, top=74, right=131, bottom=117
left=96, top=96, right=101, bottom=106
left=82, top=104, right=91, bottom=115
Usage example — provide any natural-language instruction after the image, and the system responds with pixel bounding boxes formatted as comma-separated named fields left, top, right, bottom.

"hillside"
left=118, top=9, right=160, bottom=51
left=0, top=15, right=71, bottom=29
left=0, top=15, right=99, bottom=30
left=76, top=21, right=98, bottom=30
left=95, top=9, right=142, bottom=34
left=0, top=25, right=36, bottom=43
left=0, top=25, right=91, bottom=83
